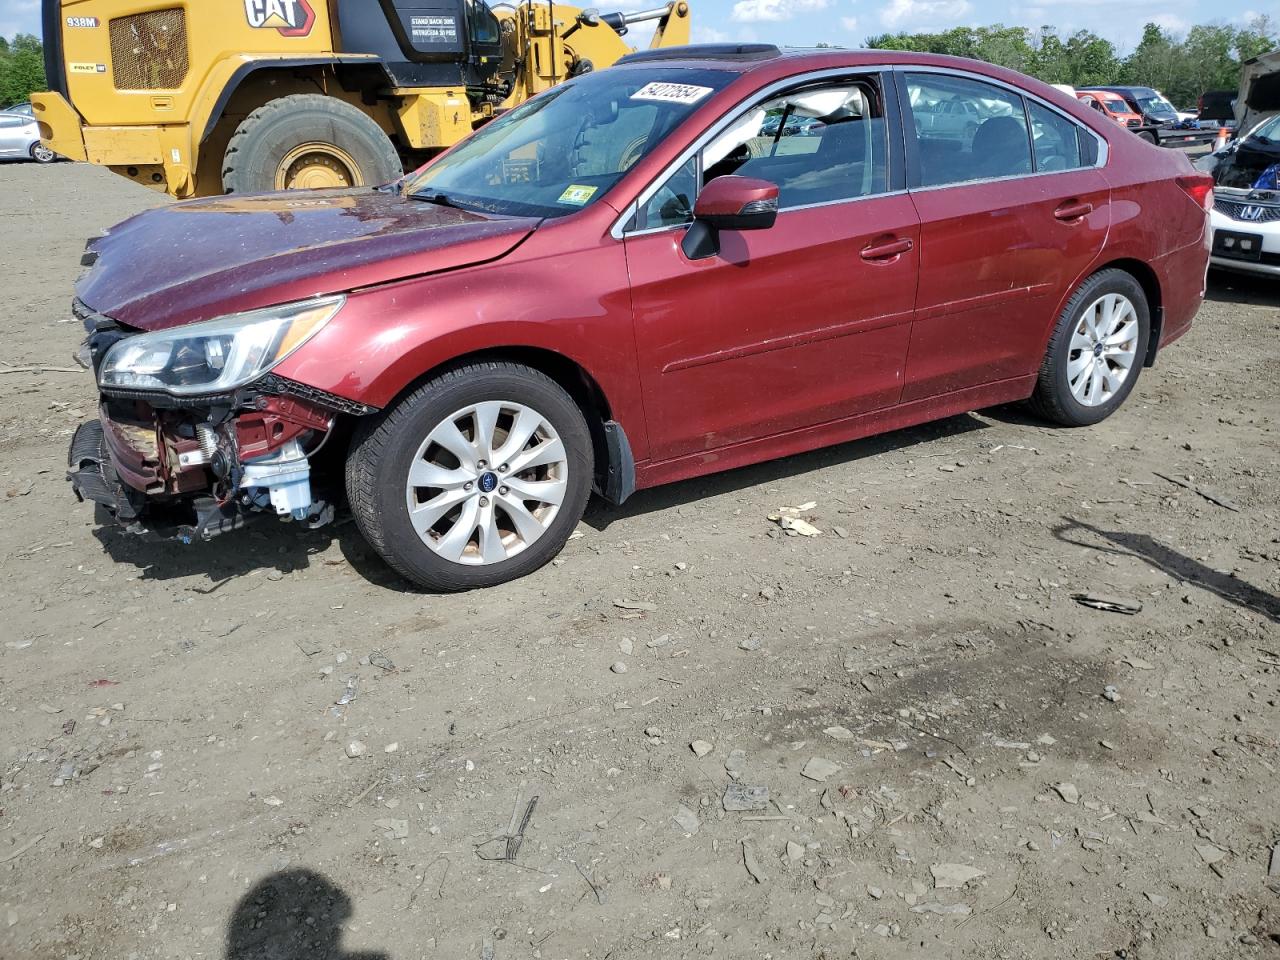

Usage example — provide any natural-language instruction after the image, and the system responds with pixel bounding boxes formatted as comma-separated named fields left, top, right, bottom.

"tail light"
left=1176, top=174, right=1214, bottom=213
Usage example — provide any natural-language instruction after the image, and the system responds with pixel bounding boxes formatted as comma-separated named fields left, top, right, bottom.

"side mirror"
left=683, top=176, right=779, bottom=260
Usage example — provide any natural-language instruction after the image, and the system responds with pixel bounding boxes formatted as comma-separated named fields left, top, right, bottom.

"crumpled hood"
left=77, top=188, right=540, bottom=331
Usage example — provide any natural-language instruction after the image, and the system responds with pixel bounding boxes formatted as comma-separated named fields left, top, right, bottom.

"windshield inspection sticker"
left=557, top=184, right=598, bottom=206
left=630, top=82, right=714, bottom=105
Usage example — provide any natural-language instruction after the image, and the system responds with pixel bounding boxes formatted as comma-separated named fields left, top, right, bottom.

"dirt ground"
left=0, top=159, right=1278, bottom=960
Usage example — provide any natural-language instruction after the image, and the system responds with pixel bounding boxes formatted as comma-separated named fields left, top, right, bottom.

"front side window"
left=406, top=67, right=734, bottom=218
left=905, top=73, right=1031, bottom=187
left=633, top=76, right=890, bottom=230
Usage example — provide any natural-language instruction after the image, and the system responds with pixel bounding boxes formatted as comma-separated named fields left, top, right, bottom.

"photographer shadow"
left=226, top=869, right=388, bottom=960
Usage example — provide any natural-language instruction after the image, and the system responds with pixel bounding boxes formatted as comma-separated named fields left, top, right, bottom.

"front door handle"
left=1053, top=201, right=1094, bottom=221
left=860, top=237, right=913, bottom=261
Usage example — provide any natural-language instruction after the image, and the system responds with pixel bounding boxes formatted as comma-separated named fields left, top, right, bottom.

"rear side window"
left=904, top=73, right=1032, bottom=187
left=1027, top=101, right=1085, bottom=171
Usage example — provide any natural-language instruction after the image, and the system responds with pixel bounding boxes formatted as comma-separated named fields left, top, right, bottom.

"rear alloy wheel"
left=1029, top=269, right=1150, bottom=427
left=30, top=143, right=56, bottom=164
left=346, top=362, right=592, bottom=591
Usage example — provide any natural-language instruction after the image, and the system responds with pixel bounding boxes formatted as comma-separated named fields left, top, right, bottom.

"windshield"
left=1135, top=96, right=1176, bottom=118
left=1250, top=115, right=1280, bottom=141
left=405, top=68, right=735, bottom=218
left=1103, top=100, right=1129, bottom=114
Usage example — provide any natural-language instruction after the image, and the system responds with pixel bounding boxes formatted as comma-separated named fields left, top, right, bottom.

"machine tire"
left=221, top=94, right=403, bottom=193
left=1137, top=130, right=1157, bottom=144
left=345, top=362, right=593, bottom=591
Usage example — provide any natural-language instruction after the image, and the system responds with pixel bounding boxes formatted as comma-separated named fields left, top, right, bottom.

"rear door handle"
left=860, top=237, right=913, bottom=261
left=1053, top=201, right=1094, bottom=221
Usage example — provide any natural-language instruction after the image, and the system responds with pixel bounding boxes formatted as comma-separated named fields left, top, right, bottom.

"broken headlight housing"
left=98, top=295, right=344, bottom=396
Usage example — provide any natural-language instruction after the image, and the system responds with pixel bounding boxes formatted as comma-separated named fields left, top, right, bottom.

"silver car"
left=0, top=109, right=56, bottom=164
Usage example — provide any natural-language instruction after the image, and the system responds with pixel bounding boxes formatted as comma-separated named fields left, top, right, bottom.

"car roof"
left=615, top=45, right=1075, bottom=92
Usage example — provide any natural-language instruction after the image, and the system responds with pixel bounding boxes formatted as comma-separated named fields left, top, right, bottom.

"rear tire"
left=1137, top=131, right=1157, bottom=144
left=221, top=94, right=402, bottom=194
left=345, top=362, right=593, bottom=591
left=1028, top=269, right=1150, bottom=427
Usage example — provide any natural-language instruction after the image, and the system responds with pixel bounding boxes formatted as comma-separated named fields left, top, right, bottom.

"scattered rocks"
left=823, top=725, right=856, bottom=741
left=931, top=863, right=985, bottom=889
left=723, top=783, right=769, bottom=812
left=672, top=804, right=700, bottom=835
left=610, top=661, right=628, bottom=674
left=742, top=840, right=766, bottom=883
left=801, top=757, right=841, bottom=782
left=1054, top=782, right=1080, bottom=804
left=785, top=840, right=804, bottom=864
left=724, top=749, right=747, bottom=775
left=374, top=818, right=409, bottom=840
left=690, top=739, right=713, bottom=758
left=345, top=741, right=367, bottom=759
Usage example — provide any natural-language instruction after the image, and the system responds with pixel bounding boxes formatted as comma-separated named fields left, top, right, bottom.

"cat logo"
left=244, top=0, right=316, bottom=37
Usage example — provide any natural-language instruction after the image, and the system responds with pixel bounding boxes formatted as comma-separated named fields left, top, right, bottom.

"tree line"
left=0, top=34, right=45, bottom=107
left=866, top=18, right=1276, bottom=108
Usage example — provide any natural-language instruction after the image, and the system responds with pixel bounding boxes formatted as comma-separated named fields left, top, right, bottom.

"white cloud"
left=841, top=15, right=859, bottom=32
left=693, top=25, right=732, bottom=42
left=1150, top=13, right=1190, bottom=34
left=732, top=0, right=831, bottom=24
left=879, top=0, right=974, bottom=30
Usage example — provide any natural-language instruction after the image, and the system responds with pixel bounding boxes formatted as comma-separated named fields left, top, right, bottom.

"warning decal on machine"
left=410, top=15, right=459, bottom=43
left=629, top=82, right=715, bottom=105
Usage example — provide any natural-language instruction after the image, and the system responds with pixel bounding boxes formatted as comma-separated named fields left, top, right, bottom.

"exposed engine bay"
left=66, top=299, right=374, bottom=542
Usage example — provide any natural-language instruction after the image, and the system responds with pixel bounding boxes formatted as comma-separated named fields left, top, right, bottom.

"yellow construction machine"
left=32, top=0, right=691, bottom=197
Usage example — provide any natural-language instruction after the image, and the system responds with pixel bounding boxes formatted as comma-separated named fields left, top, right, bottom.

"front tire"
left=221, top=94, right=403, bottom=194
left=1029, top=269, right=1150, bottom=427
left=345, top=362, right=593, bottom=591
left=30, top=142, right=56, bottom=164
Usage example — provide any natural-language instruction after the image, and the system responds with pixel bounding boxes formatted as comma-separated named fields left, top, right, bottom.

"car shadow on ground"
left=583, top=411, right=991, bottom=529
left=226, top=868, right=388, bottom=960
left=1053, top=516, right=1280, bottom=624
left=89, top=412, right=993, bottom=590
left=1205, top=269, right=1280, bottom=307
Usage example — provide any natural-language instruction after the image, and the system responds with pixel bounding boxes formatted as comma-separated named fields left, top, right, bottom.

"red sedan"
left=70, top=45, right=1213, bottom=590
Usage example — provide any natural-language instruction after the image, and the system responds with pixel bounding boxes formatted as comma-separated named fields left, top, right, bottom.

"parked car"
left=67, top=46, right=1213, bottom=590
left=0, top=110, right=56, bottom=164
left=3, top=102, right=35, bottom=118
left=1077, top=90, right=1143, bottom=130
left=1201, top=113, right=1280, bottom=276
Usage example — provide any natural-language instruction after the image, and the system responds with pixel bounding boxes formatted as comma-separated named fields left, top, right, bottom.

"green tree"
left=0, top=33, right=47, bottom=107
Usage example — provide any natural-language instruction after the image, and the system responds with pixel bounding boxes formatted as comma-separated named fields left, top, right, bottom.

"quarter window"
left=1027, top=101, right=1085, bottom=171
left=905, top=73, right=1032, bottom=187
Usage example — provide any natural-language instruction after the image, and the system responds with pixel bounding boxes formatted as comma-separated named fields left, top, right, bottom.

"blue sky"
left=0, top=0, right=1271, bottom=54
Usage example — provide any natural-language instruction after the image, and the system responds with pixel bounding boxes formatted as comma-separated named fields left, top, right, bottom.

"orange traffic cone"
left=1213, top=126, right=1230, bottom=150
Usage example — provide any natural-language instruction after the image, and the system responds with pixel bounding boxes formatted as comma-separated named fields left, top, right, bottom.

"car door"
left=898, top=70, right=1111, bottom=402
left=620, top=73, right=919, bottom=463
left=0, top=115, right=26, bottom=157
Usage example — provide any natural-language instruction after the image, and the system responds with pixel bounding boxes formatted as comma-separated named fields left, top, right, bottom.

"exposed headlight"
left=98, top=296, right=344, bottom=395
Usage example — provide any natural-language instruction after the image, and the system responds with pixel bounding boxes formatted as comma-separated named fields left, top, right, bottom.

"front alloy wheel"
left=406, top=401, right=569, bottom=565
left=347, top=361, right=593, bottom=591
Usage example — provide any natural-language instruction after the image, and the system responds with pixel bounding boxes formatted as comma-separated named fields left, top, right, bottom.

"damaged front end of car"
left=67, top=295, right=375, bottom=543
